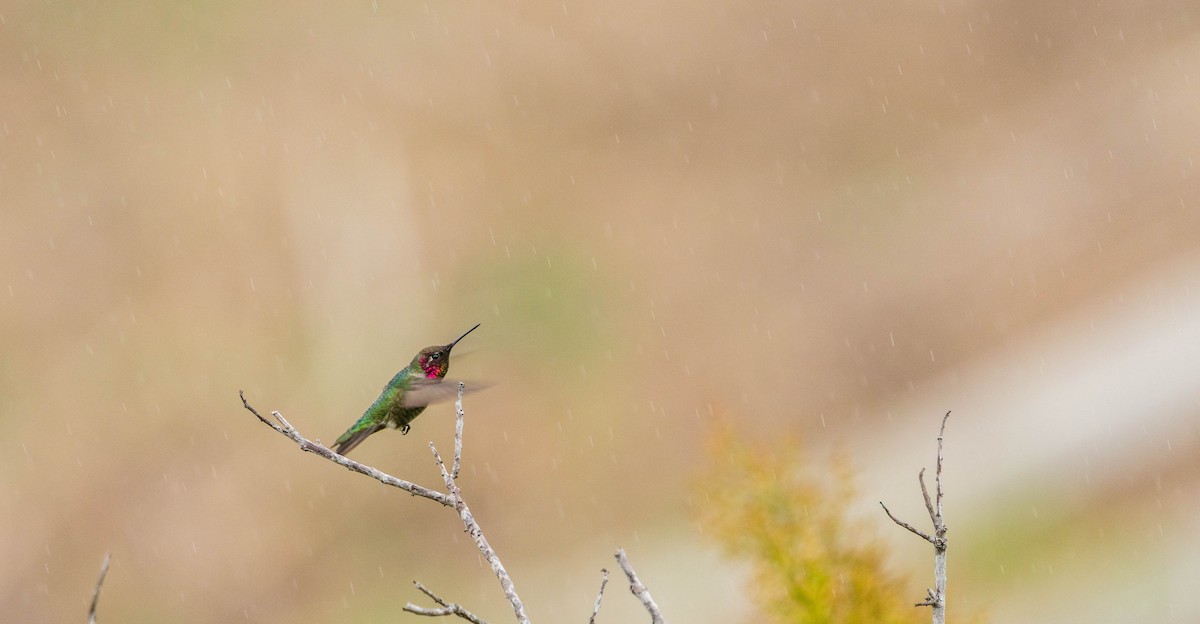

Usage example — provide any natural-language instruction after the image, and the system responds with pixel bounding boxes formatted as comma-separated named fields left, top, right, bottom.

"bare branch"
left=88, top=553, right=111, bottom=624
left=403, top=581, right=489, bottom=624
left=880, top=411, right=952, bottom=624
left=878, top=501, right=935, bottom=544
left=238, top=390, right=453, bottom=507
left=615, top=549, right=666, bottom=624
left=431, top=437, right=530, bottom=623
left=589, top=568, right=609, bottom=624
left=241, top=389, right=529, bottom=624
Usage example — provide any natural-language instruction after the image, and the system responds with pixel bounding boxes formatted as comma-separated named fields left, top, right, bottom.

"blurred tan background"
left=4, top=1, right=1200, bottom=622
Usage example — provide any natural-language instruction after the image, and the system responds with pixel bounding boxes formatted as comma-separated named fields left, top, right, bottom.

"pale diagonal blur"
left=3, top=2, right=1199, bottom=623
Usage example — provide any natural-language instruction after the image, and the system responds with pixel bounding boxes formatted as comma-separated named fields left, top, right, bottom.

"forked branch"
left=240, top=385, right=528, bottom=622
left=403, top=581, right=489, bottom=624
left=880, top=411, right=951, bottom=624
left=241, top=385, right=666, bottom=624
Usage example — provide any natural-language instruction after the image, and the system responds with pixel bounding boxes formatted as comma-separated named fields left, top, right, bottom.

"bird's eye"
left=430, top=353, right=441, bottom=361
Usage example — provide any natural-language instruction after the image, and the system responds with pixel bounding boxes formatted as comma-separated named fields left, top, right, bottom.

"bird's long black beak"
left=446, top=323, right=481, bottom=352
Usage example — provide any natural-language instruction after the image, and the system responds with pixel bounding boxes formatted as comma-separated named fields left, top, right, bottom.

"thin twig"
left=403, top=581, right=489, bottom=624
left=879, top=501, right=935, bottom=543
left=919, top=468, right=936, bottom=526
left=615, top=549, right=666, bottom=624
left=430, top=407, right=531, bottom=624
left=589, top=568, right=609, bottom=624
left=238, top=390, right=453, bottom=507
left=88, top=553, right=111, bottom=624
left=453, top=382, right=465, bottom=480
left=415, top=581, right=452, bottom=607
left=935, top=411, right=950, bottom=523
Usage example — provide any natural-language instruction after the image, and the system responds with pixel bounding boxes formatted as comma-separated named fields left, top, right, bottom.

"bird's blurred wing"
left=399, top=378, right=492, bottom=408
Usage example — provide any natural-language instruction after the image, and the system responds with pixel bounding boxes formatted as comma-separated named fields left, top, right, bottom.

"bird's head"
left=413, top=323, right=480, bottom=378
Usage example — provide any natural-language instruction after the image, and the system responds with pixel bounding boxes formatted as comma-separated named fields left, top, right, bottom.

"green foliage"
left=698, top=423, right=923, bottom=624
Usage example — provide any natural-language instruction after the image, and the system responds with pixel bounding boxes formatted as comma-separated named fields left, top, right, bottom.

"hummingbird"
left=332, top=323, right=482, bottom=456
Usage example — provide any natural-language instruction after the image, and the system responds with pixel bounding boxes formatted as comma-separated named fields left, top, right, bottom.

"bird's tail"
left=332, top=423, right=384, bottom=456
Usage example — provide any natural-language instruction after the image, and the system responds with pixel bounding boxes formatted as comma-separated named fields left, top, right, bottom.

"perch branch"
left=589, top=568, right=609, bottom=624
left=241, top=388, right=668, bottom=624
left=403, top=581, right=489, bottom=624
left=88, top=553, right=111, bottom=624
left=240, top=384, right=523, bottom=622
left=238, top=390, right=452, bottom=507
left=615, top=549, right=666, bottom=624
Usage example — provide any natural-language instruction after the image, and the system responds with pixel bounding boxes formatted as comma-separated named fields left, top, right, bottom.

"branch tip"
left=88, top=552, right=111, bottom=624
left=589, top=567, right=610, bottom=624
left=615, top=548, right=666, bottom=624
